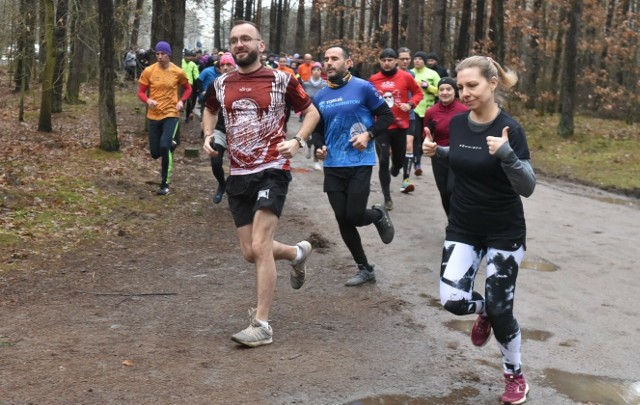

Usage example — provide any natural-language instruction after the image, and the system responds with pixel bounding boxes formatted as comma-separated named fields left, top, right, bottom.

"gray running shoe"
left=384, top=198, right=393, bottom=211
left=372, top=204, right=394, bottom=244
left=231, top=309, right=273, bottom=347
left=157, top=186, right=170, bottom=196
left=290, top=240, right=312, bottom=289
left=345, top=264, right=376, bottom=286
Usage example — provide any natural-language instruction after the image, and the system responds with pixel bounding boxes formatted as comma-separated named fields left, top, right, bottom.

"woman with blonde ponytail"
left=423, top=55, right=535, bottom=404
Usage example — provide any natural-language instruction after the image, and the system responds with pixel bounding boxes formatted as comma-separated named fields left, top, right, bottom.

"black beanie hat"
left=413, top=51, right=428, bottom=63
left=426, top=52, right=439, bottom=61
left=438, top=77, right=457, bottom=89
left=379, top=48, right=398, bottom=59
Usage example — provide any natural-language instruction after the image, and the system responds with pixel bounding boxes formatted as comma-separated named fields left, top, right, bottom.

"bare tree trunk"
left=234, top=0, right=244, bottom=20
left=214, top=0, right=222, bottom=50
left=130, top=0, right=146, bottom=48
left=256, top=0, right=263, bottom=26
left=380, top=0, right=389, bottom=47
left=430, top=0, right=446, bottom=62
left=391, top=0, right=399, bottom=49
left=151, top=0, right=186, bottom=66
left=269, top=0, right=277, bottom=52
left=558, top=0, right=582, bottom=138
left=337, top=2, right=345, bottom=40
left=282, top=0, right=290, bottom=50
left=275, top=0, right=284, bottom=53
left=455, top=0, right=471, bottom=62
left=399, top=0, right=408, bottom=45
left=295, top=0, right=305, bottom=52
left=474, top=0, right=486, bottom=53
left=53, top=0, right=68, bottom=113
left=65, top=0, right=92, bottom=104
left=38, top=0, right=55, bottom=132
left=326, top=6, right=337, bottom=41
left=370, top=0, right=380, bottom=46
left=97, top=0, right=120, bottom=151
left=551, top=6, right=567, bottom=109
left=15, top=0, right=36, bottom=92
left=308, top=0, right=321, bottom=54
left=488, top=0, right=505, bottom=63
left=523, top=0, right=542, bottom=109
left=358, top=0, right=366, bottom=42
left=245, top=0, right=253, bottom=21
left=39, top=0, right=47, bottom=74
left=406, top=0, right=421, bottom=52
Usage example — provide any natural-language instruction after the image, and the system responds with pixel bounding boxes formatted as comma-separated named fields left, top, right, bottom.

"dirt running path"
left=1, top=119, right=638, bottom=404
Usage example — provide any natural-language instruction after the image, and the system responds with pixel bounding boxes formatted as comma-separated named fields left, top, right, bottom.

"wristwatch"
left=293, top=136, right=306, bottom=148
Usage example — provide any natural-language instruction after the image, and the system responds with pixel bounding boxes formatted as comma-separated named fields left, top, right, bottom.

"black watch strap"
left=293, top=136, right=305, bottom=147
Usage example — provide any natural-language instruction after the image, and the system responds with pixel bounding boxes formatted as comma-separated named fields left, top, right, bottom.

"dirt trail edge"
left=1, top=119, right=638, bottom=405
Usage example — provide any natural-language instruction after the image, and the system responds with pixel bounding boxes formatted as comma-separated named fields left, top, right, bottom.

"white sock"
left=256, top=318, right=270, bottom=330
left=292, top=245, right=302, bottom=263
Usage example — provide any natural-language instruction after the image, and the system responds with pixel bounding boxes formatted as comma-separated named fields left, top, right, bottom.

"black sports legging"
left=431, top=157, right=453, bottom=216
left=210, top=143, right=226, bottom=188
left=326, top=191, right=379, bottom=266
left=413, top=116, right=425, bottom=168
left=375, top=128, right=407, bottom=200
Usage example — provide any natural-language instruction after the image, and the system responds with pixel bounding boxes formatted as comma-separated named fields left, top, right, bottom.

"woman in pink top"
left=423, top=77, right=468, bottom=215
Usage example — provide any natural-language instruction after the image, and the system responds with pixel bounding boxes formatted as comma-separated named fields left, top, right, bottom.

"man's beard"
left=235, top=49, right=259, bottom=67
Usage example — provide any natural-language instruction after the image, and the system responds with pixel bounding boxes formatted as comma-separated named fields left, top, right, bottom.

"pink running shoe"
left=471, top=314, right=492, bottom=346
left=502, top=373, right=530, bottom=404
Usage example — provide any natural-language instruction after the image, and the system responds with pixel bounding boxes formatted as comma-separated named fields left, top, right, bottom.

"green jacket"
left=181, top=59, right=200, bottom=85
left=411, top=67, right=440, bottom=117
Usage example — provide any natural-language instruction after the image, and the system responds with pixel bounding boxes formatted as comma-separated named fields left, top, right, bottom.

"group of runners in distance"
left=137, top=20, right=536, bottom=405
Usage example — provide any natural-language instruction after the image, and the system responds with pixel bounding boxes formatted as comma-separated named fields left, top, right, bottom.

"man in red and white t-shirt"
left=202, top=20, right=320, bottom=348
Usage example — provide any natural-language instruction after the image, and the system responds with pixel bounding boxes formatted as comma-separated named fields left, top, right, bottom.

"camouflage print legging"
left=439, top=240, right=525, bottom=374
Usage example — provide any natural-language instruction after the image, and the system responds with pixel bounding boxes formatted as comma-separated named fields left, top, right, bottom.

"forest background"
left=0, top=0, right=639, bottom=264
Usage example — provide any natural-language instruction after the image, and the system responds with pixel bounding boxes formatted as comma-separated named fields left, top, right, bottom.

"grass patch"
left=521, top=111, right=640, bottom=194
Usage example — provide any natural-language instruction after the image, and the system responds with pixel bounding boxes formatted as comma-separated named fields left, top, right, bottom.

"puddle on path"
left=542, top=368, right=640, bottom=404
left=444, top=319, right=553, bottom=341
left=347, top=386, right=480, bottom=405
left=521, top=258, right=559, bottom=272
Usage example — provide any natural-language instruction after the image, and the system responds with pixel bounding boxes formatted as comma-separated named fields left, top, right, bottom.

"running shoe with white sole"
left=502, top=373, right=530, bottom=404
left=345, top=264, right=376, bottom=286
left=290, top=240, right=312, bottom=289
left=400, top=178, right=415, bottom=193
left=231, top=318, right=273, bottom=347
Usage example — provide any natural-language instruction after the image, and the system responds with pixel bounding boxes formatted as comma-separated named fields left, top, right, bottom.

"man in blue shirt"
left=312, top=45, right=395, bottom=286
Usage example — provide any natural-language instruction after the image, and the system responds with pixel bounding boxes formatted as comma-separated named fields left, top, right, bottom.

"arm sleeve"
left=495, top=143, right=536, bottom=197
left=435, top=146, right=450, bottom=162
left=180, top=82, right=192, bottom=102
left=368, top=103, right=394, bottom=137
left=137, top=83, right=149, bottom=103
left=311, top=115, right=326, bottom=148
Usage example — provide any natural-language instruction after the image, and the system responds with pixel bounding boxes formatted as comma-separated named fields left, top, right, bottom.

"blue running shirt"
left=313, top=78, right=385, bottom=167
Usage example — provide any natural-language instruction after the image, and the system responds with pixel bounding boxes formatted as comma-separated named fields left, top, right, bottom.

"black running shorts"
left=226, top=169, right=292, bottom=228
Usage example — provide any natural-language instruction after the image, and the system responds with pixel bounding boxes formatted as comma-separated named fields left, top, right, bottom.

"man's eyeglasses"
left=230, top=36, right=261, bottom=46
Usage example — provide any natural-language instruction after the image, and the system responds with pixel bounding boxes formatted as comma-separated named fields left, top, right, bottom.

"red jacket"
left=369, top=69, right=423, bottom=129
left=424, top=99, right=469, bottom=145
